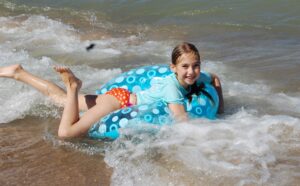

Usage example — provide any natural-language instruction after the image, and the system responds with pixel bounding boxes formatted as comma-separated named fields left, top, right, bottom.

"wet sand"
left=0, top=117, right=112, bottom=186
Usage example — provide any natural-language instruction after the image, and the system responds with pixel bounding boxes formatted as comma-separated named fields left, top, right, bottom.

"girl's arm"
left=168, top=103, right=188, bottom=122
left=210, top=73, right=224, bottom=114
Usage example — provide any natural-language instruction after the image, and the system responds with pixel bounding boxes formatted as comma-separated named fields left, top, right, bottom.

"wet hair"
left=171, top=42, right=200, bottom=65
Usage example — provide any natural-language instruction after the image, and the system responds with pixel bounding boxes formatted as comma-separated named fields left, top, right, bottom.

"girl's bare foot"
left=0, top=64, right=23, bottom=79
left=54, top=66, right=82, bottom=90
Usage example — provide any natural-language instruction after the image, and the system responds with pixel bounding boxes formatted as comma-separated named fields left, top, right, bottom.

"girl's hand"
left=168, top=103, right=188, bottom=122
left=210, top=73, right=224, bottom=114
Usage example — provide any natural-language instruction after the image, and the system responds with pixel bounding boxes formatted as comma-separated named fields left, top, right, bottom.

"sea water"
left=0, top=0, right=299, bottom=185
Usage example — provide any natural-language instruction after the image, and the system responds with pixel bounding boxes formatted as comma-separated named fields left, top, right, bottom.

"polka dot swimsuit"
left=106, top=88, right=131, bottom=108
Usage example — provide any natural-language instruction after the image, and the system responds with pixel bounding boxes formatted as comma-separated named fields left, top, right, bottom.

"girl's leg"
left=0, top=64, right=98, bottom=111
left=0, top=64, right=67, bottom=105
left=54, top=67, right=120, bottom=138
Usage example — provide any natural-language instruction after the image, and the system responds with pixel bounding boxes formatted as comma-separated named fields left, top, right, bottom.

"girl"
left=0, top=42, right=224, bottom=138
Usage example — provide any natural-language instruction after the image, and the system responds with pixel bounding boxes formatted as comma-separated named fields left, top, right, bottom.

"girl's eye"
left=194, top=63, right=201, bottom=67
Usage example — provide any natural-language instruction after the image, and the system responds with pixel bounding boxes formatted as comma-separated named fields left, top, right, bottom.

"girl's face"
left=171, top=53, right=201, bottom=89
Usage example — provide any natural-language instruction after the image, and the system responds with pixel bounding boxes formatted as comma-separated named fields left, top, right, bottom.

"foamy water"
left=105, top=111, right=300, bottom=185
left=1, top=1, right=300, bottom=185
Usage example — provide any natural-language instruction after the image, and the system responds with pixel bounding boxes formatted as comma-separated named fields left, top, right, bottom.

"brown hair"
left=171, top=42, right=200, bottom=65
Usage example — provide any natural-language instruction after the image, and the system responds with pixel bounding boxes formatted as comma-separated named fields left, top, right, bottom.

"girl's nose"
left=187, top=67, right=194, bottom=74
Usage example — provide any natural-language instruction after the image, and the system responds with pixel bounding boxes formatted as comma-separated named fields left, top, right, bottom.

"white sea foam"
left=0, top=15, right=80, bottom=53
left=267, top=92, right=300, bottom=113
left=226, top=79, right=300, bottom=115
left=0, top=90, right=40, bottom=123
left=0, top=14, right=171, bottom=64
left=105, top=110, right=300, bottom=185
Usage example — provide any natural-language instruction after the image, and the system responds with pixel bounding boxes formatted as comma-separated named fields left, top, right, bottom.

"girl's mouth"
left=185, top=76, right=196, bottom=82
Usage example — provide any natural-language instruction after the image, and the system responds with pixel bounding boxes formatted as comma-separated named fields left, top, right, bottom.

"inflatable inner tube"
left=88, top=64, right=219, bottom=140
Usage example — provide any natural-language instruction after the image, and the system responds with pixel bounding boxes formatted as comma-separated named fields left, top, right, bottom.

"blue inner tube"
left=88, top=64, right=219, bottom=140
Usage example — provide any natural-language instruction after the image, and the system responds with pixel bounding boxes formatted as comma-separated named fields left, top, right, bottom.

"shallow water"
left=1, top=0, right=300, bottom=185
